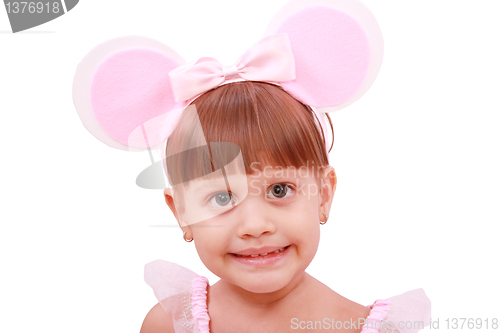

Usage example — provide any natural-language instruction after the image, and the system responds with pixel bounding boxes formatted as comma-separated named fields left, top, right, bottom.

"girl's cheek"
left=197, top=230, right=225, bottom=250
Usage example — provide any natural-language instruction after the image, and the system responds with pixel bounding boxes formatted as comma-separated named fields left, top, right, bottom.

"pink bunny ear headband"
left=72, top=0, right=383, bottom=188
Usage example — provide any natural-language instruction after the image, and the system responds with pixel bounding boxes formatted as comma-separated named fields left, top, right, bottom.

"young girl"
left=72, top=1, right=430, bottom=332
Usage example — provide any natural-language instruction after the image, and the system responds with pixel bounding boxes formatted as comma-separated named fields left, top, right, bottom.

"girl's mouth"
left=232, top=246, right=289, bottom=258
left=230, top=246, right=291, bottom=266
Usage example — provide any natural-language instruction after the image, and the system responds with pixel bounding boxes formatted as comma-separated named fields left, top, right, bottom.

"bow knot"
left=169, top=34, right=296, bottom=103
left=222, top=64, right=240, bottom=80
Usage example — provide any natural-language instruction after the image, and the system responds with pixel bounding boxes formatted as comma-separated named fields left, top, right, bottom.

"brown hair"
left=165, top=81, right=332, bottom=186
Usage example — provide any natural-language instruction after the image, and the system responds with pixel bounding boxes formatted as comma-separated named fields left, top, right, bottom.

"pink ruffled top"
left=145, top=260, right=431, bottom=333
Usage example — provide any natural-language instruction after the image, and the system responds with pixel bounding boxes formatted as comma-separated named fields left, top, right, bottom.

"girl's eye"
left=267, top=184, right=292, bottom=199
left=209, top=191, right=234, bottom=207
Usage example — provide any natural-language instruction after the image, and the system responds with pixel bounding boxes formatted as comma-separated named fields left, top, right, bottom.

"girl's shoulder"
left=142, top=260, right=210, bottom=333
left=293, top=276, right=425, bottom=332
left=294, top=283, right=431, bottom=333
left=140, top=302, right=174, bottom=333
left=321, top=286, right=431, bottom=333
left=361, top=288, right=431, bottom=333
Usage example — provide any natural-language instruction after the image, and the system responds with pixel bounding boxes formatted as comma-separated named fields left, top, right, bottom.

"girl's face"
left=166, top=164, right=336, bottom=294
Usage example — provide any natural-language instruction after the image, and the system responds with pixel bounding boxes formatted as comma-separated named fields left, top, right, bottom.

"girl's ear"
left=164, top=188, right=193, bottom=240
left=319, top=166, right=337, bottom=220
left=164, top=188, right=180, bottom=222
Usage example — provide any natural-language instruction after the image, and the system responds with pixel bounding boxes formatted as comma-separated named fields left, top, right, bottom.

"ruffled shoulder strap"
left=144, top=260, right=210, bottom=333
left=361, top=289, right=431, bottom=333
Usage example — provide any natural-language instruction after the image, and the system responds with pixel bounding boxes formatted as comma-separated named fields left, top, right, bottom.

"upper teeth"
left=236, top=247, right=286, bottom=258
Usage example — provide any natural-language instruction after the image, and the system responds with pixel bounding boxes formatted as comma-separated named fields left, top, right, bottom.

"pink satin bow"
left=168, top=33, right=296, bottom=103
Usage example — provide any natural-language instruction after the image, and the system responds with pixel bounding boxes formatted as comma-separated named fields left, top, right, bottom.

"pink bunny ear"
left=72, top=36, right=186, bottom=151
left=265, top=0, right=384, bottom=112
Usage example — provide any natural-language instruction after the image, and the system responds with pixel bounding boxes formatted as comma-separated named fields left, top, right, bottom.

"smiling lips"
left=232, top=246, right=289, bottom=257
left=230, top=246, right=291, bottom=266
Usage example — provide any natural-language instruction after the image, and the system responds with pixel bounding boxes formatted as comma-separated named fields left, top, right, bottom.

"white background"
left=1, top=0, right=499, bottom=332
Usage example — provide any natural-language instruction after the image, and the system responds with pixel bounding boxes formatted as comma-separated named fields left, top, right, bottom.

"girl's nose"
left=235, top=197, right=277, bottom=238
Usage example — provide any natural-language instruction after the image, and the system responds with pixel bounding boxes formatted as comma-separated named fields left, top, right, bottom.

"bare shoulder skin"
left=140, top=303, right=175, bottom=333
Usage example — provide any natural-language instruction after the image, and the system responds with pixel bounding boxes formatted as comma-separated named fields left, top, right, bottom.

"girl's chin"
left=232, top=273, right=296, bottom=294
left=235, top=283, right=286, bottom=294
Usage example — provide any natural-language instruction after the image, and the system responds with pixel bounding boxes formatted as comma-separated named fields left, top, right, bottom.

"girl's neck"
left=210, top=271, right=313, bottom=310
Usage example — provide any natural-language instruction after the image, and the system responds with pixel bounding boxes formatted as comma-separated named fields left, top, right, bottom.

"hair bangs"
left=165, top=81, right=330, bottom=186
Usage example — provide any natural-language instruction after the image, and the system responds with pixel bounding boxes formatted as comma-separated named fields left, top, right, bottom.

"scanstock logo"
left=3, top=0, right=79, bottom=33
